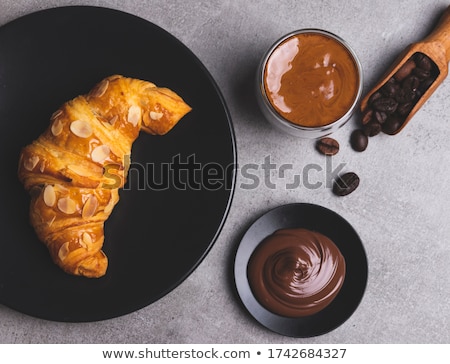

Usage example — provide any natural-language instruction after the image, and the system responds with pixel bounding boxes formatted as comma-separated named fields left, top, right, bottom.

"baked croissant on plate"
left=18, top=75, right=191, bottom=278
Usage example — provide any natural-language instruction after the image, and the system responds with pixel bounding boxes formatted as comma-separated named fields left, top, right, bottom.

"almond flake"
left=58, top=242, right=70, bottom=261
left=57, top=197, right=77, bottom=215
left=70, top=120, right=93, bottom=138
left=90, top=79, right=109, bottom=98
left=43, top=185, right=56, bottom=207
left=51, top=119, right=63, bottom=136
left=82, top=232, right=93, bottom=245
left=127, top=105, right=141, bottom=127
left=150, top=111, right=163, bottom=120
left=82, top=195, right=98, bottom=219
left=91, top=145, right=110, bottom=163
left=23, top=155, right=39, bottom=171
left=107, top=75, right=122, bottom=82
left=51, top=109, right=63, bottom=120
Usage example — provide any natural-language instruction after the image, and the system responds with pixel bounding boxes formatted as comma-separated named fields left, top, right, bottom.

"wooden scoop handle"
left=423, top=5, right=450, bottom=63
left=359, top=6, right=450, bottom=135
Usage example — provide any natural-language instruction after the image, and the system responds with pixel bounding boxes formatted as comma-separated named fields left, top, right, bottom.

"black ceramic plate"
left=234, top=203, right=367, bottom=337
left=0, top=6, right=236, bottom=322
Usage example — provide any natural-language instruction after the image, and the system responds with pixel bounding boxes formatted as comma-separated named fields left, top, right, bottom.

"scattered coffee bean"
left=333, top=172, right=360, bottom=196
left=344, top=52, right=438, bottom=199
left=350, top=129, right=368, bottom=152
left=316, top=137, right=340, bottom=156
left=363, top=121, right=382, bottom=137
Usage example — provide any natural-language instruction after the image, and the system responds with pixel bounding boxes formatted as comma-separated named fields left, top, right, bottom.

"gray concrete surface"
left=1, top=0, right=449, bottom=344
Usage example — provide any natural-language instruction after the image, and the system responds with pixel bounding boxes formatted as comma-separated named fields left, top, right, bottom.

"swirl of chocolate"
left=247, top=228, right=346, bottom=317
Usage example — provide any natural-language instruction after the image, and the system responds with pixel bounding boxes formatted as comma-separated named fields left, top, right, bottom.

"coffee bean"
left=412, top=67, right=430, bottom=80
left=368, top=91, right=383, bottom=105
left=333, top=172, right=360, bottom=196
left=351, top=129, right=368, bottom=151
left=382, top=115, right=402, bottom=134
left=372, top=97, right=398, bottom=114
left=395, top=88, right=416, bottom=103
left=362, top=109, right=373, bottom=125
left=374, top=110, right=387, bottom=124
left=380, top=79, right=400, bottom=98
left=316, top=137, right=340, bottom=156
left=414, top=53, right=432, bottom=71
left=394, top=59, right=416, bottom=82
left=413, top=89, right=422, bottom=102
left=402, top=75, right=420, bottom=92
left=362, top=53, right=438, bottom=135
left=397, top=101, right=414, bottom=116
left=419, top=76, right=435, bottom=93
left=363, top=121, right=382, bottom=137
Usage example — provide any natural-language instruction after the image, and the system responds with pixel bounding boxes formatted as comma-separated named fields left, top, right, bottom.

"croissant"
left=18, top=75, right=191, bottom=278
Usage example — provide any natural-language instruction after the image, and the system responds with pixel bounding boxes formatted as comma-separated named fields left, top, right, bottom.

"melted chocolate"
left=264, top=33, right=359, bottom=127
left=247, top=228, right=346, bottom=317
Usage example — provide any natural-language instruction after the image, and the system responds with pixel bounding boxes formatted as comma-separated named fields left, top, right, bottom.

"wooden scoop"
left=360, top=5, right=450, bottom=134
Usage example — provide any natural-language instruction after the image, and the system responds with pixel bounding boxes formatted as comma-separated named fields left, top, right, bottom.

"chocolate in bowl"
left=247, top=228, right=346, bottom=318
left=233, top=203, right=367, bottom=337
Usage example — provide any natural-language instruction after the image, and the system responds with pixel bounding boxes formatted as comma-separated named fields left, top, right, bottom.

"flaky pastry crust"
left=18, top=75, right=191, bottom=277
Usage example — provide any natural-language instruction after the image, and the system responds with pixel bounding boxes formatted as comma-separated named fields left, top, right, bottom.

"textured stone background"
left=1, top=0, right=449, bottom=343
